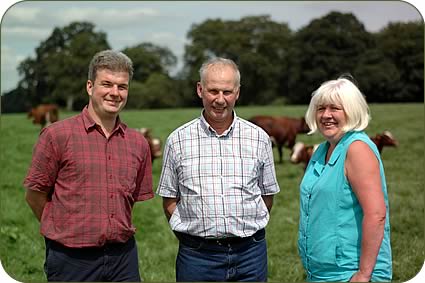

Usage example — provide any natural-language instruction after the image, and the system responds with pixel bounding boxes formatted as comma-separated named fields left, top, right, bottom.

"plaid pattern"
left=157, top=112, right=280, bottom=238
left=24, top=107, right=153, bottom=248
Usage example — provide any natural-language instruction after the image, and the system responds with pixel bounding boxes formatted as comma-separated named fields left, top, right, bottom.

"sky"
left=0, top=0, right=423, bottom=95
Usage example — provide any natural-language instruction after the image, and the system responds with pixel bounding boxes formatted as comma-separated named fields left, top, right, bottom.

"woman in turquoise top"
left=298, top=75, right=392, bottom=282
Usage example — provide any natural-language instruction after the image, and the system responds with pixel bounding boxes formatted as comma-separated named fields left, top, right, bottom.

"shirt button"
left=109, top=175, right=112, bottom=179
left=110, top=214, right=114, bottom=218
left=110, top=194, right=113, bottom=198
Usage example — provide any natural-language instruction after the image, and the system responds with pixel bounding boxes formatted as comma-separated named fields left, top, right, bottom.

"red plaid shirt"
left=24, top=107, right=154, bottom=248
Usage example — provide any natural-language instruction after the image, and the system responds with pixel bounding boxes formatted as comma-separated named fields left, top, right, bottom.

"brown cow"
left=27, top=104, right=59, bottom=129
left=136, top=128, right=162, bottom=163
left=249, top=115, right=310, bottom=163
left=370, top=131, right=398, bottom=153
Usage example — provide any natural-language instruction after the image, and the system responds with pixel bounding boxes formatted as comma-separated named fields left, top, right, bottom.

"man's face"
left=86, top=69, right=129, bottom=118
left=197, top=65, right=240, bottom=129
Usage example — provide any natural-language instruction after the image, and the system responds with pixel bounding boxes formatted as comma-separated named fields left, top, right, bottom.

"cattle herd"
left=248, top=115, right=399, bottom=171
left=26, top=105, right=398, bottom=170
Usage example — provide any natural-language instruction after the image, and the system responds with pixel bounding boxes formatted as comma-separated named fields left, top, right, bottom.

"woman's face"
left=315, top=103, right=347, bottom=144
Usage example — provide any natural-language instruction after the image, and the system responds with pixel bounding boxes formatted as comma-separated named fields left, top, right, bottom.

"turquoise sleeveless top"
left=298, top=131, right=392, bottom=282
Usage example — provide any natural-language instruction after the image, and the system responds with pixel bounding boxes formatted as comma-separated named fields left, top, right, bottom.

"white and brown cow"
left=136, top=128, right=162, bottom=163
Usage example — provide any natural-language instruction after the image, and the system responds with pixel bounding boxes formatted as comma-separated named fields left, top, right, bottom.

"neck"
left=88, top=104, right=117, bottom=137
left=203, top=112, right=234, bottom=135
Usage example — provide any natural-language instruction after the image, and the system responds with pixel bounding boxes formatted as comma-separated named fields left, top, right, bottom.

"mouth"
left=105, top=99, right=121, bottom=106
left=213, top=106, right=226, bottom=112
left=321, top=121, right=336, bottom=128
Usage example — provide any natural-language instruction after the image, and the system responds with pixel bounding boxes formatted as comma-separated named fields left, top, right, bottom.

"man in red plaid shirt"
left=24, top=50, right=154, bottom=282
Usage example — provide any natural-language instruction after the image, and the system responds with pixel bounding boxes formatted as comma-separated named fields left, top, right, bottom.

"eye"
left=331, top=105, right=342, bottom=111
left=102, top=82, right=113, bottom=88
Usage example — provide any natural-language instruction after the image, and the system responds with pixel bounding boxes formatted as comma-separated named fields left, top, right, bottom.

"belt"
left=175, top=229, right=265, bottom=250
left=45, top=236, right=134, bottom=252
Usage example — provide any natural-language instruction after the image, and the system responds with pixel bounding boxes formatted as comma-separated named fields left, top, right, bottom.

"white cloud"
left=57, top=7, right=161, bottom=27
left=1, top=25, right=51, bottom=40
left=1, top=45, right=23, bottom=92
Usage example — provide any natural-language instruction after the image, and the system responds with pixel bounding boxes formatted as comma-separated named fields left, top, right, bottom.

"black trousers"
left=44, top=237, right=141, bottom=282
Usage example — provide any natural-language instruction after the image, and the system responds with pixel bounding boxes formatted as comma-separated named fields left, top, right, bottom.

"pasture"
left=0, top=103, right=423, bottom=282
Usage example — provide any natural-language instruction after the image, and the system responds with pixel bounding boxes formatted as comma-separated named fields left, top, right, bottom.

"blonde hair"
left=305, top=77, right=370, bottom=135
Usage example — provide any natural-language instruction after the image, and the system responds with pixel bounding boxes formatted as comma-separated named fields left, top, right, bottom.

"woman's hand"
left=350, top=270, right=371, bottom=282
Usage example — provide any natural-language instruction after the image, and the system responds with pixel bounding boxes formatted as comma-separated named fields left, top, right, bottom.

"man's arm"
left=162, top=197, right=179, bottom=221
left=25, top=189, right=49, bottom=222
left=262, top=195, right=274, bottom=212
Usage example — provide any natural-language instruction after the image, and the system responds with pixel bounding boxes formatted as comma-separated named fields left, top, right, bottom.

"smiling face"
left=197, top=64, right=240, bottom=132
left=86, top=68, right=129, bottom=122
left=315, top=103, right=347, bottom=144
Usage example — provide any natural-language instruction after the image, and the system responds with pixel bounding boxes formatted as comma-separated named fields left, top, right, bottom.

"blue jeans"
left=175, top=229, right=268, bottom=282
left=44, top=237, right=141, bottom=282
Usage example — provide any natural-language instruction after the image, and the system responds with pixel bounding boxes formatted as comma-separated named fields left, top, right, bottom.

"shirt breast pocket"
left=118, top=159, right=139, bottom=193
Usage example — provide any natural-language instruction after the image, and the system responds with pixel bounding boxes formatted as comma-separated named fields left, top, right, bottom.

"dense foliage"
left=1, top=12, right=423, bottom=113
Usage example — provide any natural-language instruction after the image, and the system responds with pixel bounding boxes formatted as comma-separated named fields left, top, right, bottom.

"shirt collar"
left=81, top=106, right=127, bottom=137
left=199, top=109, right=237, bottom=137
left=311, top=131, right=357, bottom=166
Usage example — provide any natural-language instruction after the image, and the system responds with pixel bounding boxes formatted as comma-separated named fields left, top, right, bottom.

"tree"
left=1, top=86, right=31, bottom=113
left=376, top=21, right=424, bottom=102
left=286, top=12, right=375, bottom=104
left=17, top=22, right=110, bottom=110
left=127, top=73, right=180, bottom=109
left=353, top=49, right=400, bottom=102
left=122, top=43, right=177, bottom=82
left=182, top=15, right=292, bottom=106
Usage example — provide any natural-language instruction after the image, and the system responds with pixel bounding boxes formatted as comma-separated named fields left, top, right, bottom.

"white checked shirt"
left=157, top=111, right=280, bottom=238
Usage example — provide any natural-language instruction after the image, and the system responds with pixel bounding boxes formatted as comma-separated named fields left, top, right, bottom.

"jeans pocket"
left=252, top=229, right=266, bottom=243
left=180, top=238, right=203, bottom=251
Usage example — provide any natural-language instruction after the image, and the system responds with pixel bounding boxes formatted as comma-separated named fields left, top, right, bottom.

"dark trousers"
left=175, top=229, right=268, bottom=282
left=44, top=237, right=141, bottom=282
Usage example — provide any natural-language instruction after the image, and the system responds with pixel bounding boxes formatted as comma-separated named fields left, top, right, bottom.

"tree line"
left=2, top=11, right=423, bottom=113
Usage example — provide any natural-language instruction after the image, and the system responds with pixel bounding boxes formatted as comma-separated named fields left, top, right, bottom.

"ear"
left=86, top=80, right=93, bottom=96
left=235, top=87, right=240, bottom=101
left=196, top=82, right=203, bottom=99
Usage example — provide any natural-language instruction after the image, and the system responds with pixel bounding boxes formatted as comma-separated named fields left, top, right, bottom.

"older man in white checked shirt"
left=156, top=57, right=280, bottom=282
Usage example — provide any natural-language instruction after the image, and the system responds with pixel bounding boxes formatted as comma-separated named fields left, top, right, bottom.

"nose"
left=216, top=92, right=225, bottom=104
left=322, top=107, right=332, bottom=117
left=110, top=84, right=120, bottom=96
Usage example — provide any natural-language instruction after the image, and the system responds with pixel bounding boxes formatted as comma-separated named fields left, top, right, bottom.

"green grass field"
left=0, top=103, right=423, bottom=282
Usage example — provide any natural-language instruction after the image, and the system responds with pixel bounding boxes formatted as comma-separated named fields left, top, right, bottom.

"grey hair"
left=305, top=75, right=371, bottom=135
left=199, top=57, right=241, bottom=88
left=88, top=50, right=134, bottom=82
